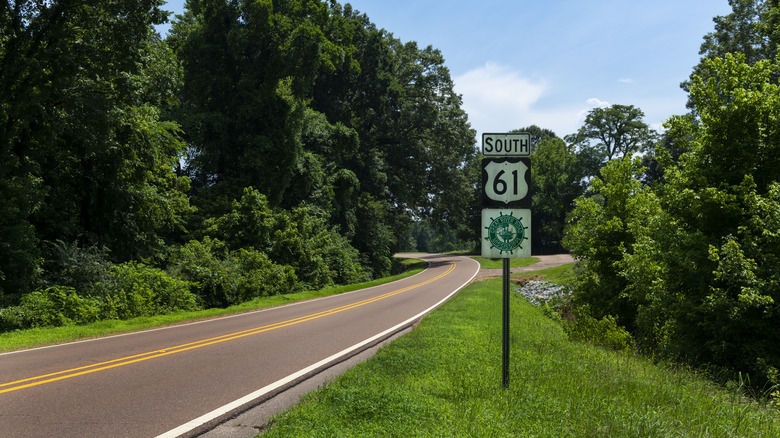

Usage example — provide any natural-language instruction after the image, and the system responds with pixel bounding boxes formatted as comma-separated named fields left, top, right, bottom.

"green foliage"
left=0, top=174, right=42, bottom=298
left=563, top=157, right=661, bottom=327
left=564, top=308, right=635, bottom=352
left=167, top=237, right=301, bottom=308
left=0, top=287, right=100, bottom=331
left=41, top=241, right=112, bottom=295
left=0, top=264, right=199, bottom=331
left=203, top=187, right=368, bottom=289
left=0, top=1, right=479, bottom=329
left=1, top=0, right=192, bottom=295
left=233, top=249, right=300, bottom=302
left=91, top=262, right=200, bottom=320
left=170, top=0, right=334, bottom=208
left=397, top=219, right=474, bottom=253
left=684, top=0, right=780, bottom=97
left=567, top=53, right=780, bottom=388
left=576, top=104, right=656, bottom=162
left=513, top=125, right=558, bottom=151
left=530, top=138, right=587, bottom=252
left=170, top=1, right=476, bottom=280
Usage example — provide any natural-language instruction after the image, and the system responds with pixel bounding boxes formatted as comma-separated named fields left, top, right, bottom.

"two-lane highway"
left=0, top=254, right=479, bottom=437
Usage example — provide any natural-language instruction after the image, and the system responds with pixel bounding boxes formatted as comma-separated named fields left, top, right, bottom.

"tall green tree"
left=626, top=56, right=780, bottom=381
left=302, top=3, right=477, bottom=266
left=563, top=157, right=660, bottom=327
left=513, top=125, right=557, bottom=152
left=568, top=54, right=780, bottom=386
left=577, top=104, right=655, bottom=162
left=530, top=138, right=587, bottom=252
left=1, top=1, right=190, bottom=296
left=683, top=0, right=780, bottom=98
left=170, top=0, right=336, bottom=213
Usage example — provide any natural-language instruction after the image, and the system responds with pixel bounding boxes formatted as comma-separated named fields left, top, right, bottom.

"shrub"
left=41, top=241, right=112, bottom=293
left=204, top=187, right=368, bottom=289
left=234, top=248, right=300, bottom=301
left=0, top=286, right=101, bottom=330
left=564, top=307, right=635, bottom=351
left=168, top=238, right=301, bottom=308
left=166, top=238, right=238, bottom=308
left=91, top=262, right=200, bottom=320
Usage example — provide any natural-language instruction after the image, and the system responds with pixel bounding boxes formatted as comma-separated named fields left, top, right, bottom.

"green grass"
left=0, top=259, right=427, bottom=353
left=513, top=261, right=577, bottom=286
left=262, top=270, right=780, bottom=437
left=472, top=256, right=539, bottom=269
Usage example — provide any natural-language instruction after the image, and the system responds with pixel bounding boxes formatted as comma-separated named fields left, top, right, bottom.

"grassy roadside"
left=472, top=256, right=539, bottom=269
left=0, top=258, right=427, bottom=353
left=261, top=265, right=780, bottom=437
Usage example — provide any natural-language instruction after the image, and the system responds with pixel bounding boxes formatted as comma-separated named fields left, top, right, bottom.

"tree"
left=563, top=157, right=660, bottom=327
left=622, top=54, right=780, bottom=386
left=170, top=0, right=336, bottom=212
left=577, top=104, right=655, bottom=162
left=1, top=0, right=191, bottom=296
left=513, top=125, right=557, bottom=152
left=683, top=0, right=780, bottom=98
left=530, top=138, right=587, bottom=253
left=304, top=3, right=478, bottom=269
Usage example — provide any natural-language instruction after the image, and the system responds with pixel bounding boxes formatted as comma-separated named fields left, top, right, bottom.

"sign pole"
left=480, top=132, right=532, bottom=390
left=502, top=257, right=510, bottom=388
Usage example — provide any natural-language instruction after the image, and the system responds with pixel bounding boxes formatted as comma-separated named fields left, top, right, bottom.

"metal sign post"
left=503, top=257, right=510, bottom=388
left=480, top=132, right=532, bottom=389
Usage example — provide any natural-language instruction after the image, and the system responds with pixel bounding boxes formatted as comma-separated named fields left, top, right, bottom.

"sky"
left=157, top=0, right=734, bottom=144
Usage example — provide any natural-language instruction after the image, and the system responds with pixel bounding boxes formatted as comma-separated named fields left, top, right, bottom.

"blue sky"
left=157, top=0, right=733, bottom=141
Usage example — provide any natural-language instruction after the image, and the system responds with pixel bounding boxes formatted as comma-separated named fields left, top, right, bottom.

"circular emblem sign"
left=484, top=211, right=528, bottom=254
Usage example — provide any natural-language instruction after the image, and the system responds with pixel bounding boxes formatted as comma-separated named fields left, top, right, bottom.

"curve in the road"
left=1, top=261, right=457, bottom=397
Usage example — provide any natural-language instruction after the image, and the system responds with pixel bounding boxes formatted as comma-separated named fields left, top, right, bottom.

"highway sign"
left=482, top=157, right=531, bottom=208
left=481, top=209, right=531, bottom=259
left=482, top=133, right=530, bottom=157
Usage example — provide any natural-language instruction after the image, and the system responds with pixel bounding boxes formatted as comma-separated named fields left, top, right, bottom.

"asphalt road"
left=0, top=254, right=479, bottom=438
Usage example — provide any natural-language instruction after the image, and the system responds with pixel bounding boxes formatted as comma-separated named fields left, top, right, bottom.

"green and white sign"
left=482, top=157, right=531, bottom=208
left=481, top=209, right=531, bottom=259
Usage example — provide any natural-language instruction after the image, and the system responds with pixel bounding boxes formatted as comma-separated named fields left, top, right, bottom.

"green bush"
left=168, top=238, right=301, bottom=308
left=0, top=286, right=101, bottom=330
left=0, top=264, right=200, bottom=332
left=564, top=307, right=635, bottom=351
left=167, top=238, right=239, bottom=308
left=234, top=248, right=299, bottom=301
left=41, top=241, right=112, bottom=293
left=204, top=188, right=368, bottom=290
left=91, top=262, right=200, bottom=320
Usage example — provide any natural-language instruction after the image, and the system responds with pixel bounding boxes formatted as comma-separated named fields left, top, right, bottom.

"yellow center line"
left=1, top=261, right=456, bottom=395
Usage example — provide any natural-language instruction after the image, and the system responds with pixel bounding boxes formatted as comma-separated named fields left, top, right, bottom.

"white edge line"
left=0, top=262, right=432, bottom=357
left=156, top=256, right=479, bottom=438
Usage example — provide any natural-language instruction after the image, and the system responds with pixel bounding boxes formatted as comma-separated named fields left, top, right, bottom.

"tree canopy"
left=576, top=104, right=655, bottom=162
left=0, top=0, right=477, bottom=318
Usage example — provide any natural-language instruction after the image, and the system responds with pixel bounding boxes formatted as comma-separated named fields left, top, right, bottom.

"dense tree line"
left=0, top=0, right=476, bottom=330
left=563, top=0, right=780, bottom=390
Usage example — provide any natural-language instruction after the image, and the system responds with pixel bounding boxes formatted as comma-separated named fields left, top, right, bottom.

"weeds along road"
left=0, top=254, right=479, bottom=438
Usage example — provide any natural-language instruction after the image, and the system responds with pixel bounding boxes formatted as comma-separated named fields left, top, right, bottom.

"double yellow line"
left=1, top=261, right=455, bottom=395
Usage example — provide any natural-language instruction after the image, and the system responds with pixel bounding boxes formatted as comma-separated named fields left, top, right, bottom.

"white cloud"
left=454, top=64, right=619, bottom=142
left=454, top=65, right=652, bottom=143
left=453, top=63, right=547, bottom=139
left=585, top=97, right=610, bottom=108
left=618, top=78, right=635, bottom=84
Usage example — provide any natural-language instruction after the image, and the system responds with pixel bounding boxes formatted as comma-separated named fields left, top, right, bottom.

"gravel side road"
left=476, top=253, right=575, bottom=280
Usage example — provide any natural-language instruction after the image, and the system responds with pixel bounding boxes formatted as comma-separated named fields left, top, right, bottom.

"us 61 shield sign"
left=482, top=157, right=531, bottom=208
